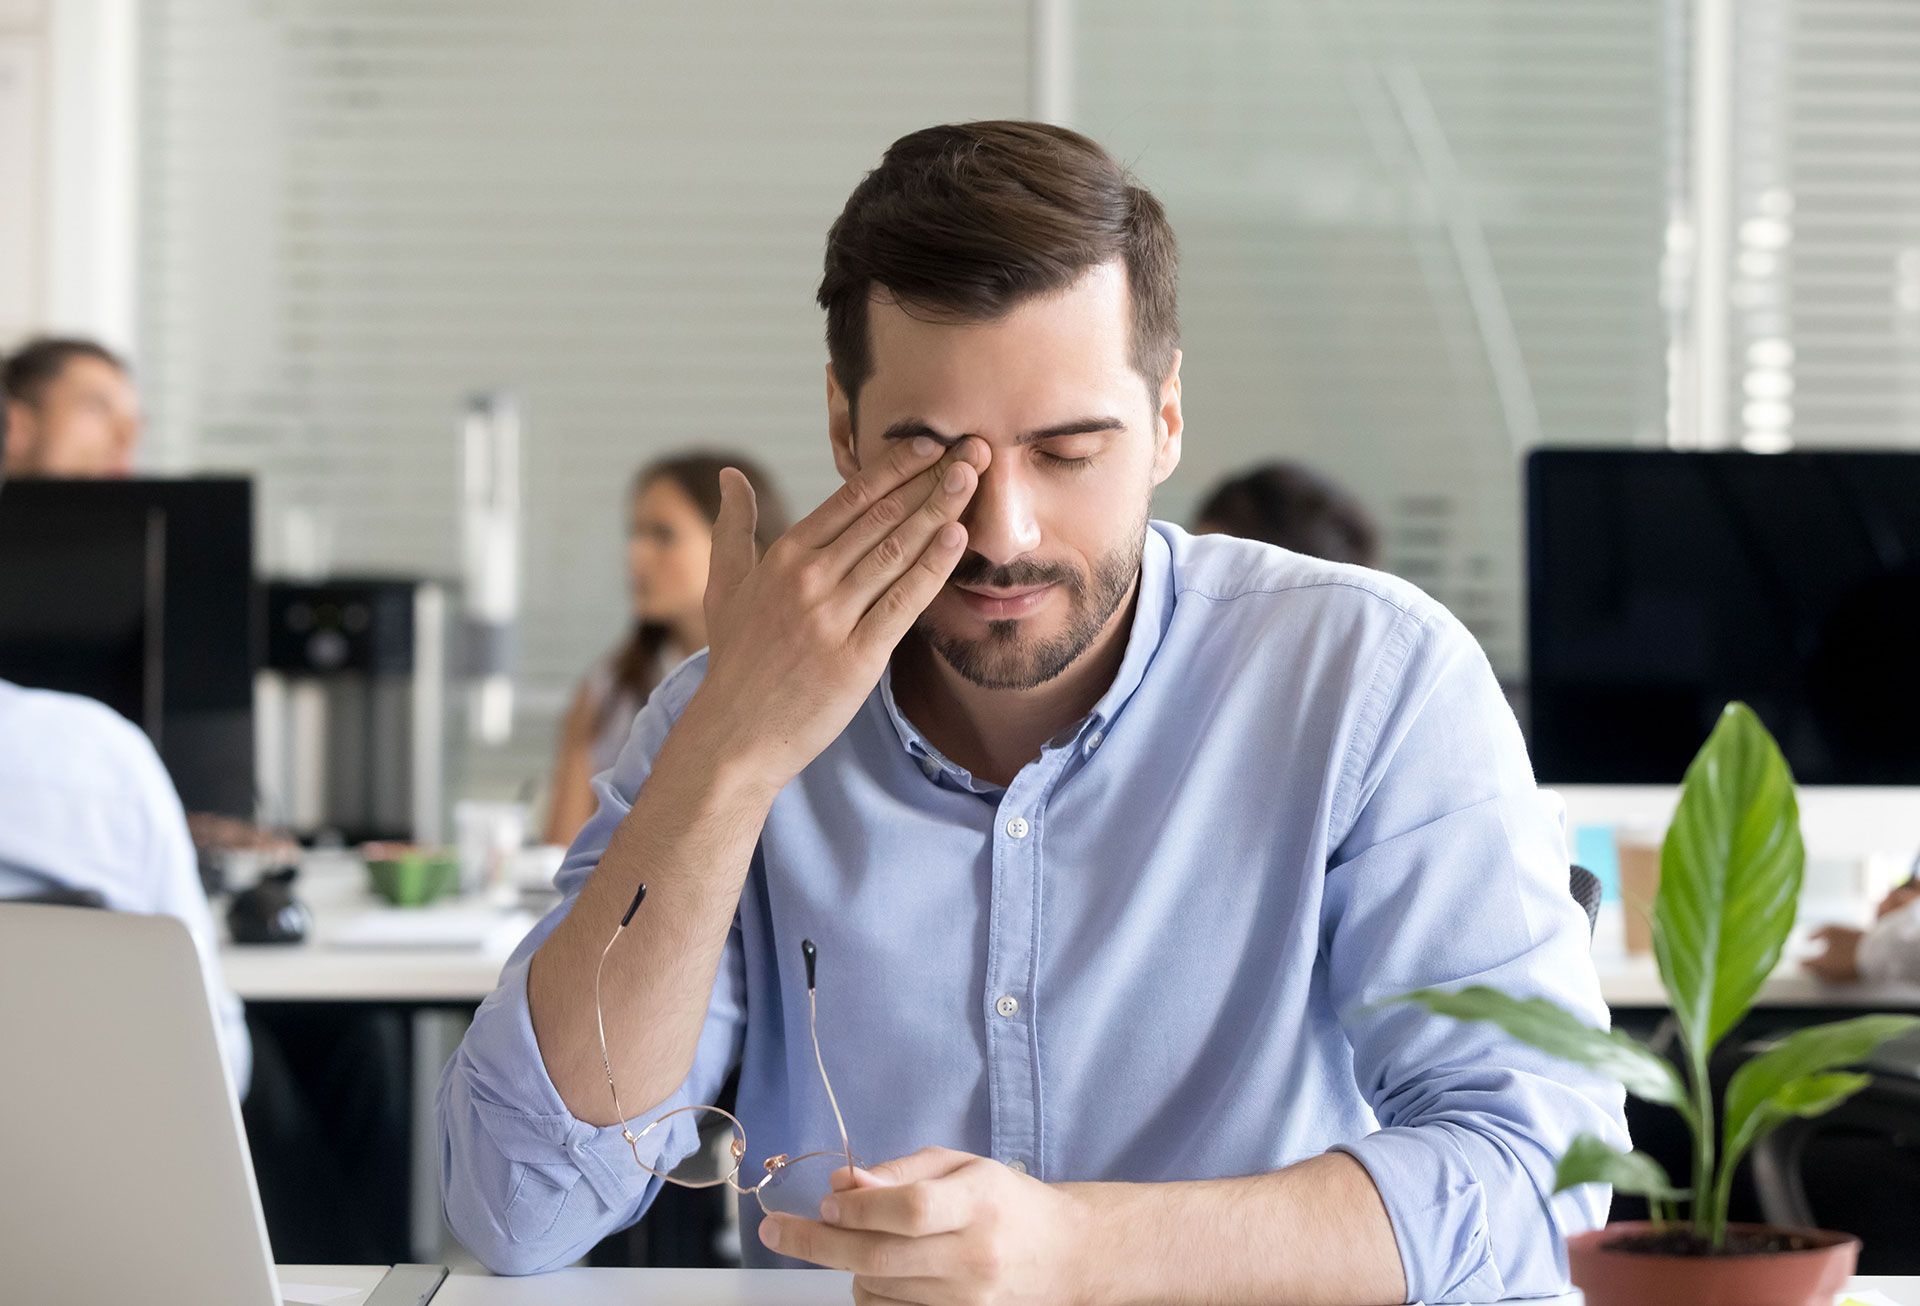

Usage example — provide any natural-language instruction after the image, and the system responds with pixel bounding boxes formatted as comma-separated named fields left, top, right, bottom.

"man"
left=1, top=336, right=143, bottom=477
left=1193, top=460, right=1383, bottom=568
left=0, top=378, right=250, bottom=1093
left=1806, top=879, right=1920, bottom=983
left=442, top=122, right=1625, bottom=1303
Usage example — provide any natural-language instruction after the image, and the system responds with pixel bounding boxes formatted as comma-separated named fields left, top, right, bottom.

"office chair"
left=0, top=887, right=106, bottom=909
left=1570, top=864, right=1602, bottom=937
left=1749, top=1053, right=1920, bottom=1273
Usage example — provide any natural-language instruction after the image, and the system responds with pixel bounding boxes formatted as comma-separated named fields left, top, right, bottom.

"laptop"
left=1, top=902, right=295, bottom=1303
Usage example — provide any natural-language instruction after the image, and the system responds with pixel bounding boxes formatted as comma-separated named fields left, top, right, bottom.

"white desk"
left=1597, top=952, right=1920, bottom=1011
left=278, top=1265, right=1920, bottom=1305
left=220, top=852, right=539, bottom=1004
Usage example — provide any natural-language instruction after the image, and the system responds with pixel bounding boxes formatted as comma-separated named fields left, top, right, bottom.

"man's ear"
left=1149, top=348, right=1184, bottom=488
left=826, top=364, right=860, bottom=481
left=0, top=399, right=36, bottom=475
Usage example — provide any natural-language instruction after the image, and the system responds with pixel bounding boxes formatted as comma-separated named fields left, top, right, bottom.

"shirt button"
left=1085, top=730, right=1104, bottom=752
left=1006, top=1158, right=1028, bottom=1175
left=1005, top=817, right=1030, bottom=839
left=995, top=994, right=1020, bottom=1018
left=919, top=755, right=941, bottom=777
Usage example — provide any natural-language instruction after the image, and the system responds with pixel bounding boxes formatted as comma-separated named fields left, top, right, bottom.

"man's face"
left=828, top=262, right=1182, bottom=690
left=4, top=356, right=142, bottom=477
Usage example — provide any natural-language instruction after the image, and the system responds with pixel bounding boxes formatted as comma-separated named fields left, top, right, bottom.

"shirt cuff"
left=1333, top=1126, right=1506, bottom=1305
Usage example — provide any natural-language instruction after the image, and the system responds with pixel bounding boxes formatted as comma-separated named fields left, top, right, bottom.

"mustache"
left=947, top=554, right=1079, bottom=592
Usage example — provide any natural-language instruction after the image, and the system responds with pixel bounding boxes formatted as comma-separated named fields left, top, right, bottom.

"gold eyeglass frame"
left=593, top=883, right=857, bottom=1217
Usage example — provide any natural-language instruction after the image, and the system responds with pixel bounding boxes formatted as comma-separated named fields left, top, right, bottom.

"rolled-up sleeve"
left=1323, top=610, right=1630, bottom=1303
left=439, top=654, right=748, bottom=1274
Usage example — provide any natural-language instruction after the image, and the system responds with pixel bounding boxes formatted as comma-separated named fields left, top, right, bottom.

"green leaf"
left=1653, top=703, right=1805, bottom=1061
left=1395, top=986, right=1689, bottom=1110
left=1729, top=1072, right=1870, bottom=1165
left=1722, top=1015, right=1920, bottom=1166
left=1553, top=1134, right=1688, bottom=1200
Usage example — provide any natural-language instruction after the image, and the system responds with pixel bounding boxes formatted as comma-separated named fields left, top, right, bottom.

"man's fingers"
left=838, top=459, right=977, bottom=607
left=863, top=1146, right=977, bottom=1187
left=854, top=1277, right=945, bottom=1306
left=851, top=524, right=967, bottom=651
left=760, top=1215, right=960, bottom=1278
left=791, top=435, right=947, bottom=548
left=824, top=1176, right=972, bottom=1237
left=851, top=1282, right=923, bottom=1306
left=822, top=439, right=987, bottom=578
left=705, top=468, right=759, bottom=614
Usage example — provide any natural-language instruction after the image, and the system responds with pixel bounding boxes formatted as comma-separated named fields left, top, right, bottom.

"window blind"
left=138, top=0, right=1029, bottom=792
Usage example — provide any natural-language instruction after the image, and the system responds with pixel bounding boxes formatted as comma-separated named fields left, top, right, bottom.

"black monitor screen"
left=1527, top=449, right=1920, bottom=786
left=0, top=478, right=255, bottom=814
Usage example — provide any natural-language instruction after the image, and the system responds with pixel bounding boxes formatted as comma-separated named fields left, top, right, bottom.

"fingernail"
left=938, top=523, right=965, bottom=548
left=759, top=1216, right=780, bottom=1250
left=944, top=462, right=969, bottom=493
left=819, top=1196, right=841, bottom=1223
left=912, top=436, right=940, bottom=458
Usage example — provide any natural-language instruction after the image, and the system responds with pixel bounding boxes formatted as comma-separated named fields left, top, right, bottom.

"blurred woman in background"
left=544, top=452, right=790, bottom=845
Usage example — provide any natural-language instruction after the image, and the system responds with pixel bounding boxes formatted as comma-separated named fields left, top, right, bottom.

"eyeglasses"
left=594, top=883, right=858, bottom=1219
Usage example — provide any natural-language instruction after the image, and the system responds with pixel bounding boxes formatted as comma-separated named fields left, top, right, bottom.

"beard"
left=917, top=512, right=1147, bottom=691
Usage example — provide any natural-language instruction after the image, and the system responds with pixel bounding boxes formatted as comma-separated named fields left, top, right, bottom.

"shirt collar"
left=876, top=521, right=1176, bottom=773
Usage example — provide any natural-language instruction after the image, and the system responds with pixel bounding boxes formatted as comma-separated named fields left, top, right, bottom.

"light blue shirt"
left=0, top=678, right=251, bottom=1095
left=442, top=523, right=1626, bottom=1300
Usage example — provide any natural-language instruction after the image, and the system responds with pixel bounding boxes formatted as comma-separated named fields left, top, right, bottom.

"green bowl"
left=365, top=851, right=461, bottom=907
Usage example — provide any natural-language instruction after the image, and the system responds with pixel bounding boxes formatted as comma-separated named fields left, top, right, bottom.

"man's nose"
left=959, top=459, right=1042, bottom=566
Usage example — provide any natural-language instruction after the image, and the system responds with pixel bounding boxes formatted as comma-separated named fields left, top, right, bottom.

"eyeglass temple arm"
left=595, top=883, right=649, bottom=1133
left=802, top=938, right=857, bottom=1178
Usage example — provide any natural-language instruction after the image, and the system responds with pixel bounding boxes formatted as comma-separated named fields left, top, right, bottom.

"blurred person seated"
left=1, top=336, right=143, bottom=478
left=0, top=378, right=249, bottom=1093
left=1805, top=877, right=1920, bottom=983
left=544, top=453, right=790, bottom=846
left=1192, top=459, right=1382, bottom=567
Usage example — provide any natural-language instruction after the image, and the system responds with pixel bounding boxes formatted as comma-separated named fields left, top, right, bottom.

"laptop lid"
left=0, top=904, right=279, bottom=1304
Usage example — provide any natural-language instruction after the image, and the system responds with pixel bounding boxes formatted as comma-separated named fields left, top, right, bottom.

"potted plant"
left=1399, top=702, right=1919, bottom=1306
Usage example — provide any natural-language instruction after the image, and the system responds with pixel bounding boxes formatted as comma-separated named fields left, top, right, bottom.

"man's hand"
left=758, top=1147, right=1090, bottom=1306
left=683, top=436, right=988, bottom=794
left=1805, top=925, right=1865, bottom=982
left=1876, top=883, right=1920, bottom=920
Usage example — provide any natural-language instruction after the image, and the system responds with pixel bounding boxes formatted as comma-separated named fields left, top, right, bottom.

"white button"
left=995, top=994, right=1020, bottom=1018
left=919, top=755, right=941, bottom=776
left=1006, top=1158, right=1028, bottom=1175
left=1005, top=817, right=1030, bottom=839
left=1085, top=731, right=1104, bottom=751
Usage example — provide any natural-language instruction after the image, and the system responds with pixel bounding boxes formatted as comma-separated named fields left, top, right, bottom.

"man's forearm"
left=1064, top=1152, right=1406, bottom=1306
left=527, top=698, right=779, bottom=1125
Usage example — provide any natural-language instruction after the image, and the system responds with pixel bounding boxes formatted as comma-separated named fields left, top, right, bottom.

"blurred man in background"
left=1, top=337, right=143, bottom=478
left=1193, top=459, right=1382, bottom=568
left=0, top=374, right=249, bottom=1093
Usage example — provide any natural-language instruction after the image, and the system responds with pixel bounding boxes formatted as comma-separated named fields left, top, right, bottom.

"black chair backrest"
left=0, top=887, right=107, bottom=909
left=1570, top=865, right=1602, bottom=937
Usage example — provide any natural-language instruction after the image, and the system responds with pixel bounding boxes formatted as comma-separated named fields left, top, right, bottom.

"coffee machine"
left=256, top=577, right=453, bottom=846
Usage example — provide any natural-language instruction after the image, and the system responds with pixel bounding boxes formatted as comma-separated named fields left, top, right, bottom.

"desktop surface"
left=275, top=1265, right=1917, bottom=1306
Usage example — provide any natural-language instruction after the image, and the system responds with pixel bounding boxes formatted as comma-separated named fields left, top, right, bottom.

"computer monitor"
left=0, top=478, right=256, bottom=815
left=1526, top=448, right=1920, bottom=786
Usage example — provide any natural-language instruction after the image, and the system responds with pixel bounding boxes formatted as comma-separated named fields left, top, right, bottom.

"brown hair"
left=3, top=336, right=127, bottom=408
left=1194, top=461, right=1383, bottom=569
left=817, top=121, right=1179, bottom=426
left=607, top=452, right=790, bottom=717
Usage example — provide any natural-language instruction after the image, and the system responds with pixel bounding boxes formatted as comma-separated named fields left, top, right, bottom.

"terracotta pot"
left=1567, top=1222, right=1860, bottom=1306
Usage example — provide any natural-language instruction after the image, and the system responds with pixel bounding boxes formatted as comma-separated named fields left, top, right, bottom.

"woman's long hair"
left=606, top=452, right=790, bottom=724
